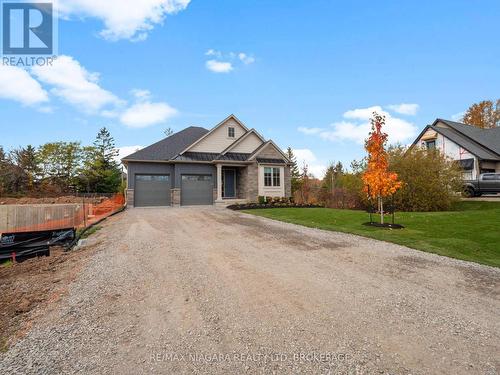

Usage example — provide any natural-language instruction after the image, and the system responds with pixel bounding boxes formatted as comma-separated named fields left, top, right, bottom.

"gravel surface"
left=1, top=207, right=499, bottom=374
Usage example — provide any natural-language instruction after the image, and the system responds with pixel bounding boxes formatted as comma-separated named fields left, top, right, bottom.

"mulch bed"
left=227, top=203, right=321, bottom=210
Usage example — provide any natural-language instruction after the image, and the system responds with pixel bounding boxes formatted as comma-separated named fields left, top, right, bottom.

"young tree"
left=286, top=147, right=301, bottom=193
left=362, top=113, right=402, bottom=224
left=462, top=99, right=500, bottom=128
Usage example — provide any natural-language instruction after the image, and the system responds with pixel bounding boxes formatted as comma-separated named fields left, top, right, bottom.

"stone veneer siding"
left=171, top=188, right=180, bottom=207
left=284, top=166, right=291, bottom=198
left=126, top=189, right=134, bottom=206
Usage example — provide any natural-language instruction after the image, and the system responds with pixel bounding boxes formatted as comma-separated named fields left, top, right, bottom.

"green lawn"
left=243, top=201, right=500, bottom=268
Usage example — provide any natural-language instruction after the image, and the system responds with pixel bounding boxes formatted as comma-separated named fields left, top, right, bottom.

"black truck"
left=464, top=173, right=500, bottom=197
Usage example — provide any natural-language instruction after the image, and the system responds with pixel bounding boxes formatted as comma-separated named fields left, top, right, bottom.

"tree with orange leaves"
left=362, top=112, right=402, bottom=224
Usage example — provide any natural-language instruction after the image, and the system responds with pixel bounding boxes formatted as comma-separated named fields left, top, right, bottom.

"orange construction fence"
left=0, top=194, right=125, bottom=234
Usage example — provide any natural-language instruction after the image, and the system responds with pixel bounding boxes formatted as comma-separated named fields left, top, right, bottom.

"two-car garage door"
left=134, top=174, right=213, bottom=207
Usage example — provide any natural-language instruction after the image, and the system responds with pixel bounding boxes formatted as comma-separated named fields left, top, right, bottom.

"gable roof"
left=436, top=119, right=500, bottom=155
left=122, top=126, right=208, bottom=162
left=220, top=128, right=266, bottom=155
left=248, top=140, right=290, bottom=162
left=412, top=119, right=500, bottom=161
left=179, top=114, right=249, bottom=155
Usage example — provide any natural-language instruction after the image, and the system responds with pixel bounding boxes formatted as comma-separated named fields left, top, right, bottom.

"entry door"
left=223, top=169, right=236, bottom=198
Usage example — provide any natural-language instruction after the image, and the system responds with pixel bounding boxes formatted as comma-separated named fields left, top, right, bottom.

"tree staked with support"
left=362, top=112, right=402, bottom=224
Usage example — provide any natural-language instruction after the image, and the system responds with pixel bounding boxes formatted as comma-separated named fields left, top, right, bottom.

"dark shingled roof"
left=122, top=126, right=208, bottom=161
left=430, top=119, right=500, bottom=161
left=216, top=153, right=251, bottom=161
left=173, top=152, right=220, bottom=162
left=256, top=157, right=286, bottom=164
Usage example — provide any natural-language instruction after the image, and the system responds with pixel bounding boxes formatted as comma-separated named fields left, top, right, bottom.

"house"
left=122, top=115, right=292, bottom=207
left=411, top=119, right=500, bottom=180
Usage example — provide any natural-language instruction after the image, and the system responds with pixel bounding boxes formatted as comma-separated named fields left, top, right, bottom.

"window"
left=272, top=167, right=280, bottom=186
left=228, top=127, right=235, bottom=138
left=483, top=174, right=496, bottom=181
left=264, top=167, right=272, bottom=186
left=426, top=140, right=436, bottom=150
left=264, top=167, right=281, bottom=187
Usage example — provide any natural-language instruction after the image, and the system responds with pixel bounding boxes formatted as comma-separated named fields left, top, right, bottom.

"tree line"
left=0, top=127, right=122, bottom=196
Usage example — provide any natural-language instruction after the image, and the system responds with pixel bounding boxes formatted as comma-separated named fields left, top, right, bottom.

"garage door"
left=181, top=175, right=213, bottom=206
left=134, top=175, right=171, bottom=207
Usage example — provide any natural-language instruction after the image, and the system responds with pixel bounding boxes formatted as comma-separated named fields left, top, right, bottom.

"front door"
left=222, top=169, right=236, bottom=198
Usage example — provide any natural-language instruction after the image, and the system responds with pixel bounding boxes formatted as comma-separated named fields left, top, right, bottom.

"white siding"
left=189, top=118, right=246, bottom=153
left=416, top=131, right=479, bottom=179
left=230, top=133, right=263, bottom=153
left=258, top=165, right=285, bottom=197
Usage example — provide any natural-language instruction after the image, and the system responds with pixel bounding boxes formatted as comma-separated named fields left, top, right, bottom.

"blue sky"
left=1, top=0, right=499, bottom=176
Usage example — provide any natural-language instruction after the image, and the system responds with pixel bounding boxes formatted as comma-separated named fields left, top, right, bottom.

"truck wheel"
left=465, top=187, right=475, bottom=198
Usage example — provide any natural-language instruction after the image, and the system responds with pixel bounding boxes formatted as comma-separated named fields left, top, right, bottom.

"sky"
left=1, top=0, right=499, bottom=177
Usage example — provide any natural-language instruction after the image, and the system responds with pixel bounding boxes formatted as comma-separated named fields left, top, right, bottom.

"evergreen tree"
left=286, top=147, right=301, bottom=193
left=322, top=161, right=344, bottom=192
left=81, top=127, right=121, bottom=193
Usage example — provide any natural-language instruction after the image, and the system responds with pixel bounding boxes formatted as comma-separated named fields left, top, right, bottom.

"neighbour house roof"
left=413, top=119, right=500, bottom=161
left=122, top=126, right=208, bottom=162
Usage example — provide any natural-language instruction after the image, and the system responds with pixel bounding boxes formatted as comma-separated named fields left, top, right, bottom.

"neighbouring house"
left=122, top=115, right=292, bottom=207
left=411, top=119, right=500, bottom=180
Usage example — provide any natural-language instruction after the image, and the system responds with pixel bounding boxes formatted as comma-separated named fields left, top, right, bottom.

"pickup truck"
left=464, top=173, right=500, bottom=197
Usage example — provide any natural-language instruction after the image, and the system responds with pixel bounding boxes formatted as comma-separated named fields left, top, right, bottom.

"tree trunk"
left=379, top=196, right=384, bottom=224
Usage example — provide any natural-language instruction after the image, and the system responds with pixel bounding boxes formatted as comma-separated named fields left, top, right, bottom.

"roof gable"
left=220, top=129, right=265, bottom=154
left=435, top=119, right=500, bottom=156
left=183, top=114, right=249, bottom=153
left=122, top=126, right=208, bottom=162
left=248, top=140, right=290, bottom=162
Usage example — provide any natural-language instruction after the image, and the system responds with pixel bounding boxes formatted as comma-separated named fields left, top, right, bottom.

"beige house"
left=412, top=119, right=500, bottom=180
left=122, top=115, right=292, bottom=207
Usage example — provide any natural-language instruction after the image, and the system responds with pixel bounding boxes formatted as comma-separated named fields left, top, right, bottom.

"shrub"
left=388, top=146, right=462, bottom=211
left=258, top=196, right=266, bottom=204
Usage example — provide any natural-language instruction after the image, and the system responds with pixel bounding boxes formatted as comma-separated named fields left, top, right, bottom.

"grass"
left=77, top=225, right=102, bottom=239
left=243, top=201, right=500, bottom=268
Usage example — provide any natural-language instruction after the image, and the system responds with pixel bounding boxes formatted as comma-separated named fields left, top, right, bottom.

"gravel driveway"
left=1, top=207, right=499, bottom=374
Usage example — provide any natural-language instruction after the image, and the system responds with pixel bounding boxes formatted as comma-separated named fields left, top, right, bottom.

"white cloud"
left=32, top=55, right=121, bottom=113
left=120, top=101, right=178, bottom=128
left=205, top=60, right=233, bottom=73
left=238, top=53, right=255, bottom=65
left=386, top=103, right=419, bottom=116
left=205, top=50, right=255, bottom=72
left=205, top=49, right=221, bottom=57
left=298, top=105, right=418, bottom=145
left=59, top=0, right=191, bottom=41
left=130, top=89, right=152, bottom=100
left=293, top=148, right=326, bottom=178
left=298, top=126, right=323, bottom=135
left=0, top=65, right=49, bottom=106
left=116, top=145, right=144, bottom=163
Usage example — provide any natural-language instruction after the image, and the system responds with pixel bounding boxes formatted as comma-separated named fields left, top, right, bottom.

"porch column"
left=216, top=164, right=222, bottom=201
